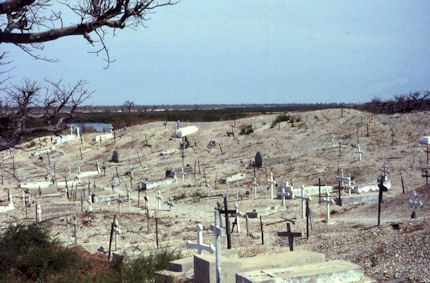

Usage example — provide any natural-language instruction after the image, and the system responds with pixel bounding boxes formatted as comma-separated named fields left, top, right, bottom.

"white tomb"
left=172, top=126, right=199, bottom=138
left=353, top=179, right=392, bottom=194
left=219, top=173, right=246, bottom=184
left=30, top=146, right=56, bottom=158
left=419, top=136, right=430, bottom=145
left=277, top=182, right=333, bottom=199
left=54, top=127, right=80, bottom=145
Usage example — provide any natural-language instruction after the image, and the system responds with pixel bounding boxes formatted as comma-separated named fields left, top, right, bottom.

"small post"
left=401, top=176, right=405, bottom=194
left=79, top=147, right=83, bottom=160
left=245, top=214, right=249, bottom=236
left=108, top=215, right=116, bottom=261
left=155, top=217, right=159, bottom=249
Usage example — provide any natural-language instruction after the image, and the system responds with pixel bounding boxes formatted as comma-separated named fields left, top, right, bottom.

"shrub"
left=27, top=141, right=36, bottom=148
left=0, top=223, right=80, bottom=281
left=239, top=124, right=254, bottom=135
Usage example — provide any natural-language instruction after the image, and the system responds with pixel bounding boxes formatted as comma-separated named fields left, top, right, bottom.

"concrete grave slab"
left=335, top=192, right=386, bottom=207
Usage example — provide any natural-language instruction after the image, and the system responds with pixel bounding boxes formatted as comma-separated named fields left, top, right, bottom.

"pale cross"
left=355, top=144, right=364, bottom=161
left=167, top=196, right=174, bottom=211
left=408, top=191, right=423, bottom=218
left=336, top=169, right=348, bottom=188
left=87, top=195, right=93, bottom=212
left=321, top=192, right=334, bottom=222
left=235, top=182, right=240, bottom=199
left=267, top=172, right=277, bottom=200
left=417, top=145, right=423, bottom=164
left=186, top=224, right=215, bottom=254
left=156, top=191, right=163, bottom=211
left=295, top=185, right=311, bottom=219
left=252, top=177, right=258, bottom=199
left=279, top=187, right=289, bottom=207
left=210, top=210, right=225, bottom=283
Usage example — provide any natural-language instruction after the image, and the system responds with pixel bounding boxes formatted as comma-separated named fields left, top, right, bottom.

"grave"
left=419, top=136, right=430, bottom=145
left=172, top=125, right=198, bottom=138
left=246, top=206, right=283, bottom=218
left=277, top=183, right=333, bottom=199
left=141, top=172, right=177, bottom=190
left=193, top=250, right=326, bottom=283
left=160, top=149, right=178, bottom=156
left=218, top=173, right=246, bottom=184
left=30, top=146, right=56, bottom=158
left=54, top=127, right=80, bottom=145
left=236, top=259, right=368, bottom=283
left=92, top=127, right=114, bottom=142
left=335, top=191, right=386, bottom=207
left=352, top=179, right=392, bottom=194
left=408, top=191, right=423, bottom=218
left=112, top=149, right=119, bottom=163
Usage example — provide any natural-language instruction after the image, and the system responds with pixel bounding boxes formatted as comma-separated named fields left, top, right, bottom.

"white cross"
left=234, top=203, right=241, bottom=233
left=331, top=134, right=336, bottom=147
left=381, top=164, right=390, bottom=177
left=167, top=196, right=174, bottom=211
left=210, top=210, right=225, bottom=283
left=113, top=218, right=121, bottom=251
left=408, top=191, right=423, bottom=218
left=252, top=178, right=258, bottom=199
left=336, top=169, right=349, bottom=188
left=8, top=190, right=13, bottom=208
left=117, top=195, right=123, bottom=214
left=36, top=202, right=42, bottom=222
left=321, top=192, right=334, bottom=222
left=417, top=145, right=423, bottom=164
left=355, top=144, right=364, bottom=161
left=235, top=182, right=240, bottom=199
left=156, top=191, right=163, bottom=211
left=111, top=179, right=116, bottom=194
left=267, top=172, right=276, bottom=200
left=22, top=191, right=25, bottom=206
left=279, top=187, right=289, bottom=207
left=346, top=173, right=353, bottom=195
left=294, top=185, right=311, bottom=219
left=87, top=195, right=93, bottom=212
left=186, top=224, right=215, bottom=254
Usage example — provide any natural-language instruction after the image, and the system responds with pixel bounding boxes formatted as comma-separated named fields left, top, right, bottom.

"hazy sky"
left=5, top=0, right=430, bottom=105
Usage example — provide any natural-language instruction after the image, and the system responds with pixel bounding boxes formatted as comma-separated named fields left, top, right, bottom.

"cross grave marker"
left=408, top=191, right=423, bottom=218
left=167, top=196, right=174, bottom=211
left=294, top=185, right=311, bottom=219
left=322, top=192, right=334, bottom=222
left=156, top=191, right=163, bottom=211
left=186, top=224, right=215, bottom=254
left=210, top=210, right=225, bottom=283
left=355, top=144, right=364, bottom=161
left=267, top=172, right=276, bottom=200
left=277, top=223, right=302, bottom=251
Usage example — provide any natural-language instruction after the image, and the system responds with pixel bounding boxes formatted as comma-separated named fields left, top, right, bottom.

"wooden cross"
left=215, top=197, right=236, bottom=249
left=336, top=169, right=348, bottom=205
left=408, top=191, right=423, bottom=218
left=422, top=168, right=429, bottom=185
left=277, top=223, right=302, bottom=251
left=186, top=224, right=215, bottom=254
left=377, top=176, right=388, bottom=226
left=313, top=178, right=326, bottom=204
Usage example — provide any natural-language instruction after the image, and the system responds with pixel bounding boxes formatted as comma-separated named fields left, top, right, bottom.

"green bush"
left=0, top=223, right=80, bottom=281
left=239, top=124, right=254, bottom=135
left=271, top=114, right=291, bottom=128
left=113, top=250, right=181, bottom=282
left=27, top=141, right=36, bottom=148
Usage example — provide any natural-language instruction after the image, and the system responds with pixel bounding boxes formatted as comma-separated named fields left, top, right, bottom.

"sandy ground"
left=0, top=108, right=429, bottom=281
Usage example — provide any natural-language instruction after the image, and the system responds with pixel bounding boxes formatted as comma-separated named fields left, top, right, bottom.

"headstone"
left=254, top=152, right=263, bottom=168
left=408, top=191, right=423, bottom=218
left=186, top=224, right=215, bottom=254
left=112, top=149, right=119, bottom=163
left=277, top=223, right=301, bottom=251
left=322, top=192, right=334, bottom=222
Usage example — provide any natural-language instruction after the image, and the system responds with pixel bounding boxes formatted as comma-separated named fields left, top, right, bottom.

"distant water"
left=68, top=123, right=111, bottom=132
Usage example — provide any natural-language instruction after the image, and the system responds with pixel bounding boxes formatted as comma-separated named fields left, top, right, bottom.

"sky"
left=4, top=0, right=430, bottom=105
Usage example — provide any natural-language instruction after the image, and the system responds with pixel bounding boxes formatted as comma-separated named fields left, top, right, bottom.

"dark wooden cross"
left=377, top=176, right=388, bottom=226
left=422, top=168, right=429, bottom=185
left=215, top=197, right=235, bottom=249
left=426, top=146, right=430, bottom=165
left=314, top=178, right=326, bottom=204
left=277, top=223, right=302, bottom=251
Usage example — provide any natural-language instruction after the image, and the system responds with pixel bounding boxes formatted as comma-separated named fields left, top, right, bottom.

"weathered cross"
left=156, top=191, right=163, bottom=211
left=380, top=164, right=390, bottom=181
left=267, top=172, right=277, bottom=200
left=321, top=192, right=334, bottom=222
left=377, top=175, right=388, bottom=226
left=422, top=168, right=429, bottom=185
left=279, top=187, right=289, bottom=207
left=336, top=169, right=348, bottom=205
left=186, top=224, right=215, bottom=254
left=277, top=223, right=302, bottom=251
left=408, top=191, right=423, bottom=218
left=167, top=196, right=174, bottom=211
left=346, top=173, right=354, bottom=196
left=355, top=144, right=364, bottom=161
left=294, top=185, right=311, bottom=219
left=417, top=145, right=423, bottom=164
left=215, top=197, right=236, bottom=249
left=210, top=210, right=225, bottom=283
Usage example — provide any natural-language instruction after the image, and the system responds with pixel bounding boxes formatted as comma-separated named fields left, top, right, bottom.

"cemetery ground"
left=0, top=108, right=429, bottom=282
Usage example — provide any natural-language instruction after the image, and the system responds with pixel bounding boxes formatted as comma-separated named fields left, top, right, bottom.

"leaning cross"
left=377, top=175, right=388, bottom=226
left=156, top=191, right=163, bottom=211
left=267, top=172, right=277, bottom=200
left=355, top=144, right=364, bottom=161
left=210, top=210, right=225, bottom=283
left=408, top=191, right=423, bottom=218
left=277, top=223, right=302, bottom=251
left=294, top=185, right=311, bottom=219
left=186, top=224, right=215, bottom=254
left=321, top=192, right=334, bottom=222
